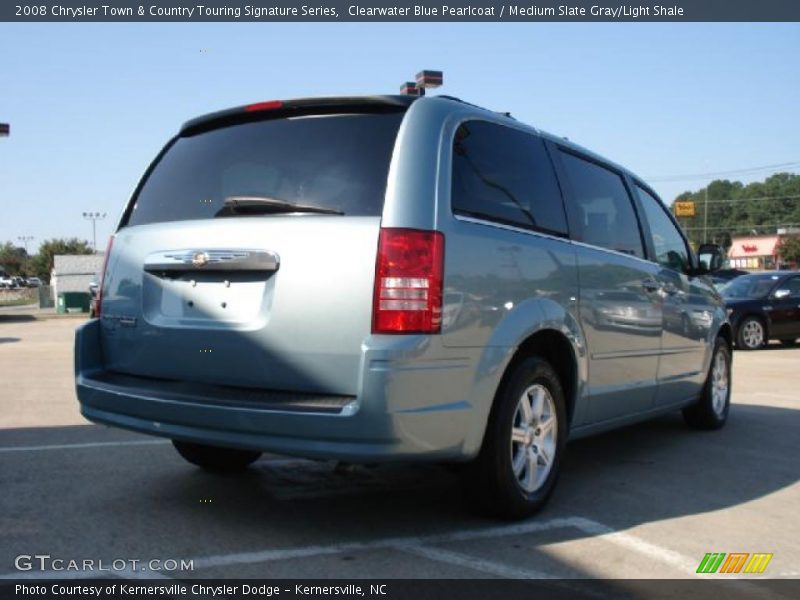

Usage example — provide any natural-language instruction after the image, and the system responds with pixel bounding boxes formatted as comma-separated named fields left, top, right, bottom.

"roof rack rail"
left=436, top=95, right=514, bottom=119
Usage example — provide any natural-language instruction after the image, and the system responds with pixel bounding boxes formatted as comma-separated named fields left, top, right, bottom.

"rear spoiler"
left=180, top=95, right=417, bottom=136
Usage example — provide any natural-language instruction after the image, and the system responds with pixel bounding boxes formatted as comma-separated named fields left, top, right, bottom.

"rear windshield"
left=124, top=112, right=404, bottom=226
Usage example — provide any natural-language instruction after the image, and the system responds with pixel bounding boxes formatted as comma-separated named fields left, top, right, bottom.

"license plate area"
left=143, top=271, right=271, bottom=326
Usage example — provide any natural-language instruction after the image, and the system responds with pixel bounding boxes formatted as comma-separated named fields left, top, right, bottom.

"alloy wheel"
left=741, top=320, right=764, bottom=349
left=510, top=384, right=558, bottom=494
left=711, top=349, right=729, bottom=416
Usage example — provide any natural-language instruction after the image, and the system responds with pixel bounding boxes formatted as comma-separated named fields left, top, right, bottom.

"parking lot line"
left=567, top=517, right=698, bottom=573
left=0, top=440, right=170, bottom=453
left=0, top=516, right=700, bottom=580
left=393, top=543, right=555, bottom=579
left=0, top=515, right=788, bottom=593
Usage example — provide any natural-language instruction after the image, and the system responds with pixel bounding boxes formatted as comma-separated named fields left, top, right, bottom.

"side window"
left=783, top=277, right=800, bottom=297
left=558, top=151, right=644, bottom=258
left=635, top=185, right=690, bottom=273
left=451, top=121, right=567, bottom=236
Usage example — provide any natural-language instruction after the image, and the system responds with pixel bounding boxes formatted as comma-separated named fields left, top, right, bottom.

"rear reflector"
left=372, top=228, right=444, bottom=334
left=95, top=236, right=114, bottom=318
left=244, top=100, right=283, bottom=112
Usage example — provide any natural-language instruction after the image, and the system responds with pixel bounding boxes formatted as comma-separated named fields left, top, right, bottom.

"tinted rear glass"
left=125, top=113, right=404, bottom=226
left=451, top=120, right=568, bottom=236
left=558, top=151, right=644, bottom=258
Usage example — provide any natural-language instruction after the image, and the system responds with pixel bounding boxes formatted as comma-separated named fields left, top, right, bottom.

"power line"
left=674, top=193, right=800, bottom=205
left=682, top=223, right=800, bottom=231
left=647, top=161, right=800, bottom=183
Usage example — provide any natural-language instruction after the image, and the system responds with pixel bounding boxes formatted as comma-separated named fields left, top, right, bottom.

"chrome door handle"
left=642, top=279, right=661, bottom=292
left=663, top=283, right=680, bottom=296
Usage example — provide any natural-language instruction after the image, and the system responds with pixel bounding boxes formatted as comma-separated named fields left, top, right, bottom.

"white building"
left=51, top=254, right=105, bottom=299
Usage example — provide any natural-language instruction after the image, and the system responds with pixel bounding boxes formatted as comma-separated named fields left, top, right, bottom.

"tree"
left=0, top=242, right=29, bottom=276
left=30, top=238, right=94, bottom=282
left=778, top=235, right=800, bottom=268
left=671, top=172, right=800, bottom=248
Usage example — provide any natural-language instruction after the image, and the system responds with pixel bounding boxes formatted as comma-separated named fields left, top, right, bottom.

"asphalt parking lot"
left=1, top=316, right=798, bottom=583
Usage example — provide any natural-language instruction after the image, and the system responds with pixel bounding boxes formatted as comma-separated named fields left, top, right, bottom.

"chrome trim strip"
left=591, top=348, right=662, bottom=360
left=144, top=249, right=280, bottom=272
left=453, top=213, right=659, bottom=267
left=453, top=214, right=571, bottom=245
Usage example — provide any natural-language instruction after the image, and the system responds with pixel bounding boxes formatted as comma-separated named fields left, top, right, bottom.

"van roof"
left=180, top=95, right=417, bottom=136
left=180, top=94, right=641, bottom=184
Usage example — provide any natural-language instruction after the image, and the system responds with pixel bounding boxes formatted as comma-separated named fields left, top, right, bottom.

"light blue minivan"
left=75, top=94, right=732, bottom=517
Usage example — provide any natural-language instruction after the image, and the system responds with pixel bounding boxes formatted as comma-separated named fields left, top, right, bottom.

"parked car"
left=722, top=271, right=800, bottom=349
left=710, top=268, right=748, bottom=290
left=0, top=275, right=13, bottom=288
left=75, top=94, right=732, bottom=518
left=26, top=276, right=42, bottom=287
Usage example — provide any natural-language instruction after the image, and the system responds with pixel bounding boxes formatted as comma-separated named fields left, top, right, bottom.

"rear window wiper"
left=217, top=195, right=344, bottom=216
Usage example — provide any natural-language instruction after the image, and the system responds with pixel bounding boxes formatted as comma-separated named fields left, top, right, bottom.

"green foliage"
left=29, top=238, right=94, bottom=282
left=0, top=242, right=29, bottom=276
left=778, top=235, right=800, bottom=267
left=671, top=172, right=800, bottom=248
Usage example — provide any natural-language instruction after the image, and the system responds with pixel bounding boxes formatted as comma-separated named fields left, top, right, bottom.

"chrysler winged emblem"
left=192, top=251, right=210, bottom=267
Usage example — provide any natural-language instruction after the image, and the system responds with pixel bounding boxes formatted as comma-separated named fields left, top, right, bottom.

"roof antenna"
left=400, top=70, right=443, bottom=96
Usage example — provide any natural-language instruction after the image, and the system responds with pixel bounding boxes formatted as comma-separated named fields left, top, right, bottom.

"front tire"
left=736, top=316, right=765, bottom=350
left=466, top=356, right=567, bottom=519
left=172, top=440, right=262, bottom=472
left=683, top=337, right=732, bottom=430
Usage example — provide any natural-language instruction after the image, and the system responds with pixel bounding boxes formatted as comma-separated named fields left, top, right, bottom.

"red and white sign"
left=728, top=236, right=779, bottom=259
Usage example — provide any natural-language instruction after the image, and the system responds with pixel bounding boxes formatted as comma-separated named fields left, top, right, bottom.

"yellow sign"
left=674, top=201, right=696, bottom=217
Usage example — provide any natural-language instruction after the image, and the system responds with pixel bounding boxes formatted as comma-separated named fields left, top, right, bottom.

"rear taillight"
left=95, top=236, right=114, bottom=318
left=372, top=228, right=444, bottom=334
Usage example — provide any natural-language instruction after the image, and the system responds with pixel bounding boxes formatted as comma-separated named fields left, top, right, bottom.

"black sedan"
left=722, top=271, right=800, bottom=350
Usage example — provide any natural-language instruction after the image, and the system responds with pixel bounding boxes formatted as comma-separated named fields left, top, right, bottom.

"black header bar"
left=3, top=579, right=800, bottom=600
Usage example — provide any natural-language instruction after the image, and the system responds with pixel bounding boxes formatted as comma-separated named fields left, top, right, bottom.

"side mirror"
left=774, top=289, right=791, bottom=300
left=697, top=244, right=724, bottom=274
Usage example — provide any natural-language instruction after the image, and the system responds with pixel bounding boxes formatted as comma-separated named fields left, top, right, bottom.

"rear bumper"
left=75, top=319, right=481, bottom=462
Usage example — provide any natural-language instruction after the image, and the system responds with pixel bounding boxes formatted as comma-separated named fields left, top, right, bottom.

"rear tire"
left=736, top=316, right=765, bottom=350
left=172, top=440, right=262, bottom=472
left=465, top=356, right=567, bottom=519
left=683, top=337, right=732, bottom=430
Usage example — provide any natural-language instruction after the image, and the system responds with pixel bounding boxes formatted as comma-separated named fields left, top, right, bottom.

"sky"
left=1, top=22, right=799, bottom=253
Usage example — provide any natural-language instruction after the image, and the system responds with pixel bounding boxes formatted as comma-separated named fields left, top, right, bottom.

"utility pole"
left=703, top=186, right=709, bottom=244
left=17, top=236, right=33, bottom=254
left=82, top=212, right=107, bottom=253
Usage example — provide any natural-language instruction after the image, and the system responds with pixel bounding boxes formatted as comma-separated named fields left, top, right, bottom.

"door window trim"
left=549, top=144, right=649, bottom=261
left=447, top=117, right=572, bottom=239
left=630, top=177, right=696, bottom=274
